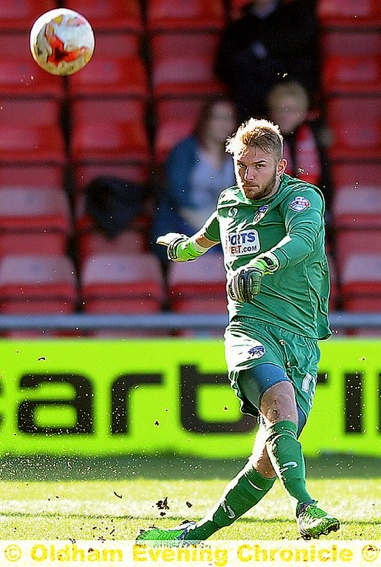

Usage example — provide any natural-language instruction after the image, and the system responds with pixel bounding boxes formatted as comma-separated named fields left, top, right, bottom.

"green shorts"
left=224, top=317, right=321, bottom=422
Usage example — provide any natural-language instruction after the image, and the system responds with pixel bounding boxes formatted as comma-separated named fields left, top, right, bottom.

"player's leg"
left=238, top=350, right=339, bottom=539
left=136, top=423, right=276, bottom=544
left=181, top=423, right=276, bottom=541
left=238, top=366, right=314, bottom=505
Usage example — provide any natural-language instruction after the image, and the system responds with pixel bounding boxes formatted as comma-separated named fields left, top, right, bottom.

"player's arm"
left=268, top=192, right=324, bottom=269
left=157, top=212, right=220, bottom=262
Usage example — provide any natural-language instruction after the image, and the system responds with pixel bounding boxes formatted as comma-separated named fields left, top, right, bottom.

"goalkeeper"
left=137, top=118, right=340, bottom=542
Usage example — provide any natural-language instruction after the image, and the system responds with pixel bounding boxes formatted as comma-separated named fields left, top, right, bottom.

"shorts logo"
left=289, top=196, right=311, bottom=212
left=248, top=344, right=266, bottom=359
left=227, top=230, right=260, bottom=256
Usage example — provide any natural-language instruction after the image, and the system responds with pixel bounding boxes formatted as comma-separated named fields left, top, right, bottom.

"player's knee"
left=260, top=381, right=298, bottom=425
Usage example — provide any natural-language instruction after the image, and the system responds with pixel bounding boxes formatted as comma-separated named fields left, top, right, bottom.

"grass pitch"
left=0, top=455, right=380, bottom=541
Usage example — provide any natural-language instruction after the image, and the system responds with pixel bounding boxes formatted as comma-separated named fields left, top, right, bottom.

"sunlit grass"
left=0, top=456, right=380, bottom=540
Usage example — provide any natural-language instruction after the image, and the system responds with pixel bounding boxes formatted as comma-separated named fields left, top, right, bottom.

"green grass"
left=0, top=455, right=380, bottom=541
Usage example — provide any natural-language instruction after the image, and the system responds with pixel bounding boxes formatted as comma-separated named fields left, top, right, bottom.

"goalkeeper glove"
left=228, top=252, right=279, bottom=302
left=156, top=233, right=206, bottom=262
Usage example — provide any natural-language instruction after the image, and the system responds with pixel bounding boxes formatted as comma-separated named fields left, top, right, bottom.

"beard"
left=242, top=169, right=278, bottom=201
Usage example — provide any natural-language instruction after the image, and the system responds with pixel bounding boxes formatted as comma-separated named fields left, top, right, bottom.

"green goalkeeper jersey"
left=202, top=174, right=331, bottom=340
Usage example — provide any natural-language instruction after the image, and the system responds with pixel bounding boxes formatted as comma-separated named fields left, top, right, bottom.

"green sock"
left=185, top=462, right=275, bottom=540
left=266, top=420, right=313, bottom=509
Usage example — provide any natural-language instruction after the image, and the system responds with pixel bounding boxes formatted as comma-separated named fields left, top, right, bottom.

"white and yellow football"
left=30, top=8, right=95, bottom=76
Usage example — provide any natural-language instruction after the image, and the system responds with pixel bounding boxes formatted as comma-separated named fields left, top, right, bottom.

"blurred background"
left=0, top=0, right=380, bottom=339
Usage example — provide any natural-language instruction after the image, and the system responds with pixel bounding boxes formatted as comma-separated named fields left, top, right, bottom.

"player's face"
left=235, top=146, right=287, bottom=201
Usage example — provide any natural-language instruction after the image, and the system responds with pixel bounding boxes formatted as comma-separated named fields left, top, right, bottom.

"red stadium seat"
left=168, top=253, right=226, bottom=310
left=0, top=99, right=64, bottom=164
left=333, top=186, right=381, bottom=230
left=71, top=98, right=150, bottom=164
left=327, top=96, right=381, bottom=161
left=0, top=55, right=63, bottom=99
left=83, top=297, right=162, bottom=315
left=81, top=253, right=165, bottom=311
left=147, top=0, right=225, bottom=32
left=172, top=297, right=227, bottom=314
left=0, top=232, right=67, bottom=259
left=74, top=163, right=149, bottom=193
left=67, top=0, right=143, bottom=32
left=321, top=30, right=381, bottom=58
left=331, top=163, right=381, bottom=191
left=152, top=55, right=226, bottom=98
left=335, top=229, right=381, bottom=274
left=172, top=296, right=227, bottom=337
left=155, top=97, right=206, bottom=124
left=322, top=55, right=381, bottom=95
left=0, top=165, right=64, bottom=190
left=71, top=97, right=146, bottom=123
left=0, top=187, right=71, bottom=258
left=150, top=33, right=223, bottom=160
left=0, top=255, right=78, bottom=308
left=0, top=0, right=56, bottom=31
left=77, top=229, right=147, bottom=267
left=69, top=55, right=149, bottom=99
left=150, top=30, right=221, bottom=59
left=1, top=299, right=75, bottom=316
left=317, top=0, right=381, bottom=27
left=154, top=118, right=195, bottom=163
left=71, top=121, right=150, bottom=164
left=89, top=31, right=141, bottom=57
left=0, top=98, right=62, bottom=125
left=0, top=124, right=65, bottom=165
left=167, top=250, right=227, bottom=337
left=0, top=187, right=71, bottom=233
left=0, top=31, right=30, bottom=56
left=341, top=253, right=381, bottom=305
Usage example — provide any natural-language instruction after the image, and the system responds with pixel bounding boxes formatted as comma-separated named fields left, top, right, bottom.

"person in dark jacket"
left=215, top=0, right=320, bottom=121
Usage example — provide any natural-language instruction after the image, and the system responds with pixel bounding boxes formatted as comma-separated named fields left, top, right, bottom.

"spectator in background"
left=215, top=0, right=320, bottom=121
left=267, top=80, right=332, bottom=220
left=151, top=96, right=238, bottom=264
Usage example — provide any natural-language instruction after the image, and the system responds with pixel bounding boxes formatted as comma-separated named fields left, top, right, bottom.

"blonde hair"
left=267, top=81, right=309, bottom=113
left=226, top=118, right=283, bottom=160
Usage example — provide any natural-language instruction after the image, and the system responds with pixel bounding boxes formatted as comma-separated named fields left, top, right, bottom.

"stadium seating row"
left=0, top=0, right=380, bottom=32
left=0, top=92, right=379, bottom=175
left=0, top=252, right=227, bottom=337
left=1, top=246, right=380, bottom=336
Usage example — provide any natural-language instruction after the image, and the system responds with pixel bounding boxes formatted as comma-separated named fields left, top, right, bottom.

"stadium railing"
left=0, top=312, right=380, bottom=334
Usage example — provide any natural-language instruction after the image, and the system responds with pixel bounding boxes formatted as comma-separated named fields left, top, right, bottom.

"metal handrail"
left=0, top=312, right=380, bottom=332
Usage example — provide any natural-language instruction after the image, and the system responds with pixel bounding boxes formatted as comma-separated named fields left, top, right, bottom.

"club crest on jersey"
left=227, top=230, right=260, bottom=256
left=253, top=205, right=269, bottom=224
left=248, top=344, right=266, bottom=359
left=289, top=196, right=311, bottom=211
left=228, top=207, right=238, bottom=218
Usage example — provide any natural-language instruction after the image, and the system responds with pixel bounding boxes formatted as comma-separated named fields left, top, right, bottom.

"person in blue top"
left=151, top=96, right=238, bottom=264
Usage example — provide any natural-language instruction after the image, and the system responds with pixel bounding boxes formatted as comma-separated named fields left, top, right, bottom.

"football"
left=30, top=8, right=95, bottom=76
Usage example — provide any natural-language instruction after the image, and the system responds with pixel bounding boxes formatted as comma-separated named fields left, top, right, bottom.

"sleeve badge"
left=289, top=196, right=311, bottom=212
